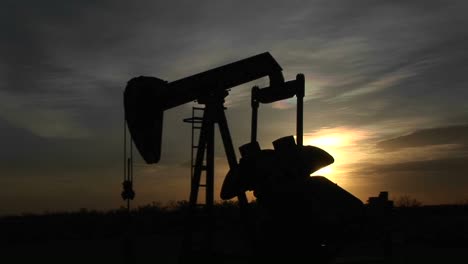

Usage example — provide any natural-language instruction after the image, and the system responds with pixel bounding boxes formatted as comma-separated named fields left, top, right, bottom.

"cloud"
left=376, top=124, right=468, bottom=152
left=0, top=118, right=118, bottom=171
left=340, top=123, right=468, bottom=203
left=351, top=156, right=468, bottom=203
left=335, top=62, right=419, bottom=100
left=0, top=92, right=91, bottom=139
left=359, top=157, right=468, bottom=175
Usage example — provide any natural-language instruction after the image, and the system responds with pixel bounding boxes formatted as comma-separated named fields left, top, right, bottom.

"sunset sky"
left=2, top=0, right=468, bottom=215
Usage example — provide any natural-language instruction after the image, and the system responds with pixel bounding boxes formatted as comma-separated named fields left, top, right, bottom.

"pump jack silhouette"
left=123, top=52, right=364, bottom=262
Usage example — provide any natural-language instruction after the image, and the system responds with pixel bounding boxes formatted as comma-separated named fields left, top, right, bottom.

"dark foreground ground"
left=2, top=202, right=467, bottom=264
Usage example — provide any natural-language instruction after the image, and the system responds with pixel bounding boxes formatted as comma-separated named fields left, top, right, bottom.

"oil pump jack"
left=123, top=52, right=364, bottom=261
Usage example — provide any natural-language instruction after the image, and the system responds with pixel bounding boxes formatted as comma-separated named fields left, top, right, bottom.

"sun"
left=300, top=126, right=371, bottom=183
left=306, top=134, right=346, bottom=148
left=312, top=165, right=333, bottom=176
left=301, top=128, right=352, bottom=179
left=302, top=136, right=340, bottom=178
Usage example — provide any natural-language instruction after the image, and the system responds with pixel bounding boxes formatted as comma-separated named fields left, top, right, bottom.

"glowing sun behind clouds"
left=302, top=127, right=373, bottom=184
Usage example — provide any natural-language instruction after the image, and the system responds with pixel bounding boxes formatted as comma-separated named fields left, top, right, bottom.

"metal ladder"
left=180, top=106, right=214, bottom=262
left=184, top=106, right=209, bottom=205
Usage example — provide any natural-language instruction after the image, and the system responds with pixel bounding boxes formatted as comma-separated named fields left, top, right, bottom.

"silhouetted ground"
left=2, top=201, right=468, bottom=263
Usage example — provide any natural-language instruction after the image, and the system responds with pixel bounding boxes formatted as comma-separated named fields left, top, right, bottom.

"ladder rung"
left=183, top=117, right=204, bottom=123
left=199, top=184, right=207, bottom=187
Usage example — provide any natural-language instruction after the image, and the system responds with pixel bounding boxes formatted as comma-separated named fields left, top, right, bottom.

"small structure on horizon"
left=366, top=191, right=394, bottom=259
left=367, top=191, right=394, bottom=210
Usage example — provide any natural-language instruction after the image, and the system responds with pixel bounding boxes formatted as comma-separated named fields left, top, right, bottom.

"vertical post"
left=204, top=105, right=215, bottom=255
left=216, top=104, right=248, bottom=205
left=217, top=104, right=254, bottom=256
left=296, top=74, right=305, bottom=147
left=206, top=107, right=215, bottom=209
left=190, top=107, right=195, bottom=179
left=127, top=158, right=131, bottom=210
left=123, top=119, right=127, bottom=185
left=130, top=139, right=133, bottom=183
left=251, top=86, right=260, bottom=143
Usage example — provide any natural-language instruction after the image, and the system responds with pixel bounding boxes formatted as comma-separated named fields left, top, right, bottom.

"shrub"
left=395, top=195, right=422, bottom=208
